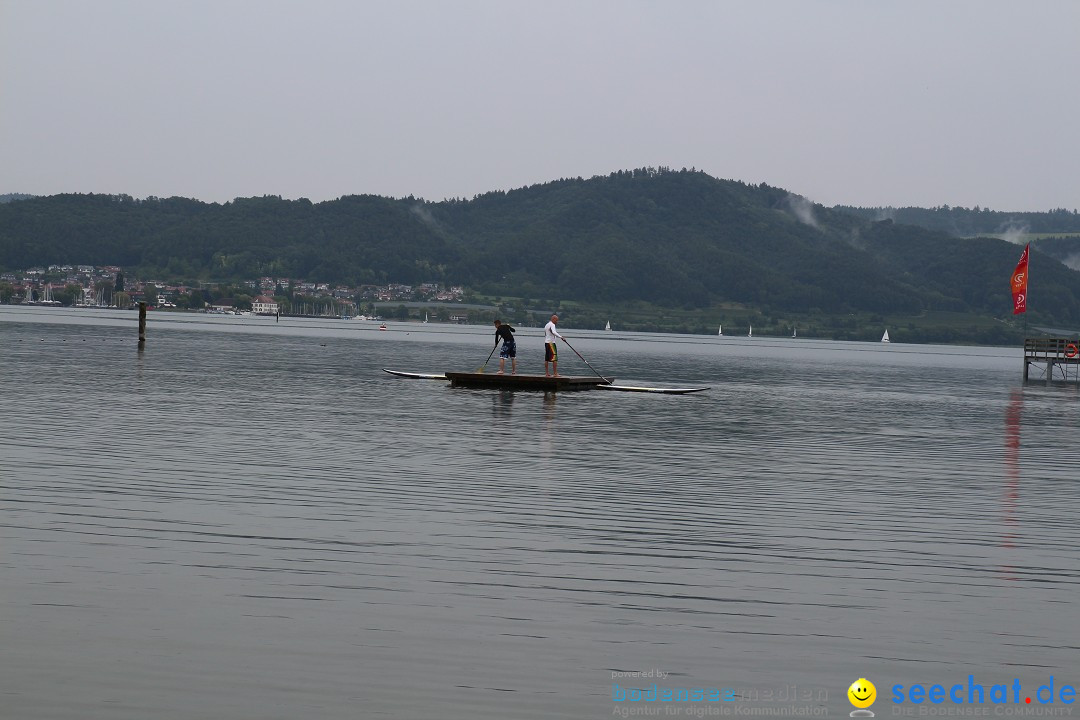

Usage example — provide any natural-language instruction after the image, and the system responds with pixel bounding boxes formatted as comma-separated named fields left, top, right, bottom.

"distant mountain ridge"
left=833, top=203, right=1080, bottom=273
left=834, top=204, right=1080, bottom=237
left=2, top=168, right=1079, bottom=339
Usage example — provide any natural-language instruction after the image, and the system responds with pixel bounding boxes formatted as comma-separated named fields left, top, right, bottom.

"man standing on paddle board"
left=544, top=314, right=566, bottom=377
left=494, top=319, right=517, bottom=374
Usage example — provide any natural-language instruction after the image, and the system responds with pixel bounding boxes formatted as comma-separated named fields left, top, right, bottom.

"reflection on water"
left=1002, top=389, right=1022, bottom=564
left=491, top=389, right=515, bottom=418
left=2, top=307, right=1080, bottom=720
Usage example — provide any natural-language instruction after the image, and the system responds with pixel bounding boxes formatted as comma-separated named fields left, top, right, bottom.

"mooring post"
left=138, top=301, right=147, bottom=344
left=1046, top=359, right=1054, bottom=387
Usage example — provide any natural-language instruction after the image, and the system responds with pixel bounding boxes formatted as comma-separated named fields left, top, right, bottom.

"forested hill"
left=834, top=204, right=1080, bottom=237
left=3, top=168, right=1080, bottom=338
left=833, top=204, right=1080, bottom=275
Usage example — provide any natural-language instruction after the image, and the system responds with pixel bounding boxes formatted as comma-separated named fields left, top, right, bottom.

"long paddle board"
left=384, top=369, right=707, bottom=393
left=383, top=368, right=448, bottom=380
left=594, top=384, right=709, bottom=394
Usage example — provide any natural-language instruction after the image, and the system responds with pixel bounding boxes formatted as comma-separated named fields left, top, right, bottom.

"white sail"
left=881, top=329, right=890, bottom=343
left=792, top=327, right=797, bottom=338
left=718, top=325, right=723, bottom=336
left=605, top=320, right=611, bottom=331
left=748, top=324, right=753, bottom=337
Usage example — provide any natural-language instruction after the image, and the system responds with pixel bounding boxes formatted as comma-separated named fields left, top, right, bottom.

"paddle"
left=476, top=343, right=498, bottom=373
left=561, top=338, right=612, bottom=384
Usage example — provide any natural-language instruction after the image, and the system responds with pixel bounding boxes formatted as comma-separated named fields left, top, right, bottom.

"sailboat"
left=748, top=324, right=753, bottom=338
left=792, top=327, right=797, bottom=338
left=881, top=329, right=890, bottom=343
left=605, top=320, right=612, bottom=331
left=424, top=312, right=429, bottom=324
left=718, top=325, right=723, bottom=336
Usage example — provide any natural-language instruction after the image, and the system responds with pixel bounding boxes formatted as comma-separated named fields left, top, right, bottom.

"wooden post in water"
left=138, top=301, right=147, bottom=344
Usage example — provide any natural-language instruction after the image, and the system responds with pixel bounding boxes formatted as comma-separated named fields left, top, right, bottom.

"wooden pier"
left=1023, top=338, right=1080, bottom=385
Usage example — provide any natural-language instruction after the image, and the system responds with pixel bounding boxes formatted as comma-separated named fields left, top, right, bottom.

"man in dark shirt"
left=494, top=319, right=517, bottom=375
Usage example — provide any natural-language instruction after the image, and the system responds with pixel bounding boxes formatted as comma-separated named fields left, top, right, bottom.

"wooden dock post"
left=138, top=301, right=147, bottom=344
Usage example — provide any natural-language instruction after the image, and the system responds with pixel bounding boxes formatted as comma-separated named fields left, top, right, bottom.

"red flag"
left=1010, top=244, right=1029, bottom=314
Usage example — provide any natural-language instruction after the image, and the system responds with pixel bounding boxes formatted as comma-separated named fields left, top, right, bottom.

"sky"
left=2, top=0, right=1078, bottom=211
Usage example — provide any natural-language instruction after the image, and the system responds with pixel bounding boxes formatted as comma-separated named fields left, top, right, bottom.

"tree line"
left=3, top=168, right=1080, bottom=338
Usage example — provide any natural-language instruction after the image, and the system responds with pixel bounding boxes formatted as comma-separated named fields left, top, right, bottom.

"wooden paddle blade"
left=477, top=345, right=497, bottom=373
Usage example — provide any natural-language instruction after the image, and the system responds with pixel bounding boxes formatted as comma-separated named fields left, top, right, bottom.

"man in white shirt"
left=544, top=314, right=565, bottom=377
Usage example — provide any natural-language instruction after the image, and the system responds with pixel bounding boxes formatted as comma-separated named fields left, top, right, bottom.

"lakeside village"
left=0, top=264, right=470, bottom=321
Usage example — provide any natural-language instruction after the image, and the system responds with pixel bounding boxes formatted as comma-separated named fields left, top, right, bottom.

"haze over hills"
left=835, top=204, right=1080, bottom=238
left=2, top=168, right=1079, bottom=343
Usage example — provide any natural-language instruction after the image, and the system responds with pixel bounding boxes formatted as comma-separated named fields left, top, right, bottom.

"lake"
left=2, top=306, right=1078, bottom=719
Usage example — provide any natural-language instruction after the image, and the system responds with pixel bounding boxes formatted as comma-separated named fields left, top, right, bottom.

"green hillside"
left=834, top=204, right=1080, bottom=236
left=2, top=168, right=1079, bottom=343
left=835, top=204, right=1080, bottom=271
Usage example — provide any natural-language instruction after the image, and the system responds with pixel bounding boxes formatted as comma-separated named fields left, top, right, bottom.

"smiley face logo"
left=848, top=678, right=876, bottom=709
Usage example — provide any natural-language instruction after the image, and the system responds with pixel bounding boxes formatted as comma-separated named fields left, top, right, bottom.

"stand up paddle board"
left=384, top=369, right=707, bottom=393
left=594, top=384, right=709, bottom=394
left=383, top=368, right=448, bottom=380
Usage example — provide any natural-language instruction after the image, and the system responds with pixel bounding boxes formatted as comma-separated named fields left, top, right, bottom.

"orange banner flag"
left=1011, top=244, right=1029, bottom=314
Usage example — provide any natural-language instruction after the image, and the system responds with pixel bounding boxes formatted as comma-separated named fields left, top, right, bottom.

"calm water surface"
left=2, top=306, right=1079, bottom=719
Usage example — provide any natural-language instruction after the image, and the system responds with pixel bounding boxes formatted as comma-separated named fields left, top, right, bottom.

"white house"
left=252, top=295, right=279, bottom=315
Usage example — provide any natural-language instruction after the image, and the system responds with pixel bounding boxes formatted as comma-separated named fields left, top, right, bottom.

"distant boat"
left=379, top=323, right=388, bottom=331
left=748, top=324, right=753, bottom=338
left=41, top=284, right=61, bottom=306
left=605, top=320, right=612, bottom=331
left=881, top=329, right=890, bottom=343
left=792, top=327, right=797, bottom=338
left=718, top=325, right=723, bottom=336
left=424, top=312, right=429, bottom=323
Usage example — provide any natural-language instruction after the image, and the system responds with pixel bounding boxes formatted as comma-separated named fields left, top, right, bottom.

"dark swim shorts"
left=500, top=340, right=517, bottom=359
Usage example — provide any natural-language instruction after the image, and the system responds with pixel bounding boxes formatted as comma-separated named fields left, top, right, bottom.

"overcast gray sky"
left=2, top=0, right=1077, bottom=211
